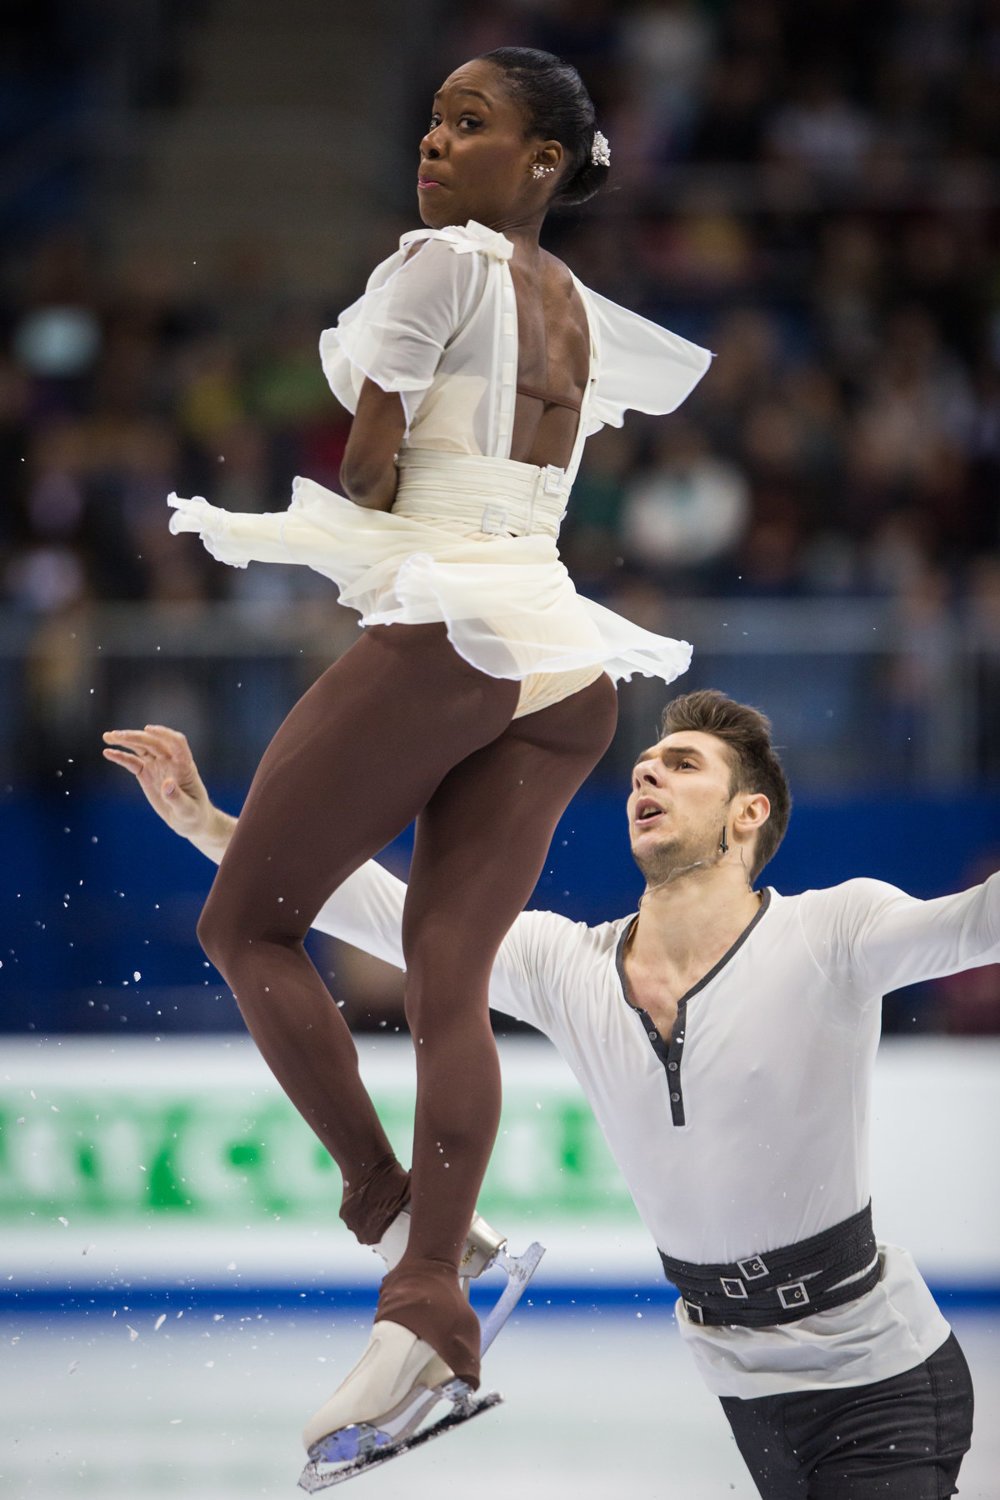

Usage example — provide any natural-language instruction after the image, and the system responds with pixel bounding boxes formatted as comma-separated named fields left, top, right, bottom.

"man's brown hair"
left=659, top=689, right=791, bottom=881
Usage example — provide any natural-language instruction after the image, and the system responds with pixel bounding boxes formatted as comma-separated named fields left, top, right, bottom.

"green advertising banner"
left=7, top=1037, right=998, bottom=1293
left=2, top=1037, right=649, bottom=1291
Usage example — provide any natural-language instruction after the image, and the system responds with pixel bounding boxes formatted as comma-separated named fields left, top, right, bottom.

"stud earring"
left=530, top=163, right=555, bottom=180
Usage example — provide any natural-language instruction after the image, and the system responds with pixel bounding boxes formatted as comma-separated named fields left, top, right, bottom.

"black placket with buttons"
left=614, top=889, right=771, bottom=1128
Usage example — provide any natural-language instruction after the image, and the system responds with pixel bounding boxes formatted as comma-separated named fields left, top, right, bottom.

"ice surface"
left=1, top=1310, right=997, bottom=1499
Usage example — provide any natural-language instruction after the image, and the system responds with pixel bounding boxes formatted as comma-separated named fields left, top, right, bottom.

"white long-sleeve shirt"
left=309, top=864, right=1000, bottom=1397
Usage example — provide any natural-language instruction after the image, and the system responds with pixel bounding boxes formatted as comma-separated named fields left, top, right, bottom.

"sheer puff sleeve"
left=585, top=285, right=713, bottom=436
left=320, top=233, right=486, bottom=431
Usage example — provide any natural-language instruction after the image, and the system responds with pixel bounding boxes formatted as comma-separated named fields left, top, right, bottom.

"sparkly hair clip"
left=591, top=130, right=611, bottom=168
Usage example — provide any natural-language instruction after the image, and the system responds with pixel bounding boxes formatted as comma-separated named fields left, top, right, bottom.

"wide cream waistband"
left=394, top=449, right=569, bottom=539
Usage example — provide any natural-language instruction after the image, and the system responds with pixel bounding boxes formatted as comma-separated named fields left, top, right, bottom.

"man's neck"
left=628, top=863, right=764, bottom=979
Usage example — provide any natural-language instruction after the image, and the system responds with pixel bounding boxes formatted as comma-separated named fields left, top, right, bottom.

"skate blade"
left=297, top=1388, right=502, bottom=1491
left=478, top=1240, right=545, bottom=1357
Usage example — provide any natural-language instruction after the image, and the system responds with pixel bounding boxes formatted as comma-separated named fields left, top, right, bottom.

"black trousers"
left=720, top=1333, right=974, bottom=1499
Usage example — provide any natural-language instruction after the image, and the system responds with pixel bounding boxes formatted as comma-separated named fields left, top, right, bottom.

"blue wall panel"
left=2, top=786, right=997, bottom=1031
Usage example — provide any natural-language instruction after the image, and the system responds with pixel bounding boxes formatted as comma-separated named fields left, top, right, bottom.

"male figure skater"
left=104, top=690, right=991, bottom=1498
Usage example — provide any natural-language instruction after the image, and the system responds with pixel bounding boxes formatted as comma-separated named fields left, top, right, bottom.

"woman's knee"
left=196, top=880, right=267, bottom=979
left=402, top=946, right=492, bottom=1033
left=195, top=887, right=235, bottom=975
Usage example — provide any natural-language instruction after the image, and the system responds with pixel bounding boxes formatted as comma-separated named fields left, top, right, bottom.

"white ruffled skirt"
left=167, top=449, right=692, bottom=699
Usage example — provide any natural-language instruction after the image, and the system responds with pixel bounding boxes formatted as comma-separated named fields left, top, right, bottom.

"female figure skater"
left=166, top=47, right=711, bottom=1450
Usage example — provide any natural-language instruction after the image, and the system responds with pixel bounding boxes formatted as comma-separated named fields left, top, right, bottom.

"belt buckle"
left=737, top=1255, right=769, bottom=1281
left=721, top=1277, right=748, bottom=1299
left=777, top=1280, right=809, bottom=1310
left=684, top=1300, right=705, bottom=1324
left=481, top=505, right=508, bottom=535
left=542, top=464, right=564, bottom=496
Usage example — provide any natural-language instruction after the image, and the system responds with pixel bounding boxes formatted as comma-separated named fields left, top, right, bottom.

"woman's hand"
left=101, top=725, right=235, bottom=862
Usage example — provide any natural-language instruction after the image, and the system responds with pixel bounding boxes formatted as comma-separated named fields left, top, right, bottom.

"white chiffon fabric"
left=167, top=220, right=712, bottom=694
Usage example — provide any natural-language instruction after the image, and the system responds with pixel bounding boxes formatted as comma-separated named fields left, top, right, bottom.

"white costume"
left=168, top=221, right=712, bottom=712
left=304, top=861, right=1000, bottom=1399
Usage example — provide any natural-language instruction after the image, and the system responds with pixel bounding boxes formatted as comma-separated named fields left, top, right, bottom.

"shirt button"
left=648, top=1030, right=657, bottom=1040
left=670, top=1091, right=680, bottom=1102
left=667, top=1061, right=678, bottom=1072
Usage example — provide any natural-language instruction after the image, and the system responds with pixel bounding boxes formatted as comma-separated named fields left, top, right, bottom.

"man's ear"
left=734, top=792, right=770, bottom=842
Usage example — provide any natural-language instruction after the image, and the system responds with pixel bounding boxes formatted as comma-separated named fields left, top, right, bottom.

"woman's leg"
left=375, top=672, right=619, bottom=1384
left=197, top=624, right=519, bottom=1245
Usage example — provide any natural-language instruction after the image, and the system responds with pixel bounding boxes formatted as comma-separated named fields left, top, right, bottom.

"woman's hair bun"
left=480, top=46, right=609, bottom=208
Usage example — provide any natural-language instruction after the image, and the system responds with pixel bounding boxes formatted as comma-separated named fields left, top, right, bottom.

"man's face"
left=627, top=730, right=736, bottom=885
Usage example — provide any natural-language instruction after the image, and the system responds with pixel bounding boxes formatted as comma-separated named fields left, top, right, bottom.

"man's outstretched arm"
left=101, top=725, right=556, bottom=1023
left=103, top=724, right=415, bottom=969
left=102, top=725, right=235, bottom=860
left=802, top=873, right=1000, bottom=1003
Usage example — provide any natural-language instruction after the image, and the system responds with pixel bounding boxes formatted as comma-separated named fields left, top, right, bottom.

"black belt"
left=659, top=1201, right=880, bottom=1329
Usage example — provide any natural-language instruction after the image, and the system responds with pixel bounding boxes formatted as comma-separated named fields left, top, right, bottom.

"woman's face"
left=417, top=59, right=555, bottom=230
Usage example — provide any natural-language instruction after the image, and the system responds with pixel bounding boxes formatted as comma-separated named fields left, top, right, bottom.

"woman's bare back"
left=508, top=249, right=591, bottom=470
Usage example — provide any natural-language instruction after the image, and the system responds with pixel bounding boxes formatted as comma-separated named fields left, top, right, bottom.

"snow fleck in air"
left=133, top=971, right=141, bottom=982
left=58, top=1216, right=69, bottom=1227
left=227, top=1262, right=237, bottom=1272
left=68, top=1360, right=79, bottom=1374
left=127, top=1326, right=139, bottom=1342
left=154, top=1314, right=166, bottom=1332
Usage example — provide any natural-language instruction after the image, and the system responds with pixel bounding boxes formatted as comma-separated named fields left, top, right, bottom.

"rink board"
left=2, top=1035, right=999, bottom=1300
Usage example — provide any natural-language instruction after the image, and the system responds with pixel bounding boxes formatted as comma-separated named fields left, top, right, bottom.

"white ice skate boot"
left=299, top=1312, right=503, bottom=1494
left=303, top=1210, right=503, bottom=1458
left=374, top=1208, right=507, bottom=1286
left=298, top=1214, right=545, bottom=1489
left=301, top=1319, right=454, bottom=1456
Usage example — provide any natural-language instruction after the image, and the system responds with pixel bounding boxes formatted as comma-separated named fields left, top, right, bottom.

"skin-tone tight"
left=196, top=622, right=618, bottom=1386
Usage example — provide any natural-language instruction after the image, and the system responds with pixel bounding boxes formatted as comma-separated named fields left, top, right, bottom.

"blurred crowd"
left=2, top=0, right=998, bottom=626
left=1, top=0, right=998, bottom=1033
